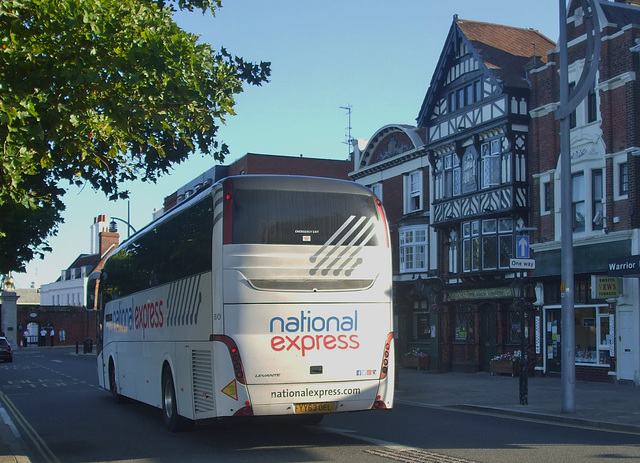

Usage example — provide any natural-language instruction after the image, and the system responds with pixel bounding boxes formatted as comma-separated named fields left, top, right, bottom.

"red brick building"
left=529, top=0, right=640, bottom=382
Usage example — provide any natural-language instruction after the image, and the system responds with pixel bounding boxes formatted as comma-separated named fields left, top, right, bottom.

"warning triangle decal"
left=221, top=379, right=238, bottom=400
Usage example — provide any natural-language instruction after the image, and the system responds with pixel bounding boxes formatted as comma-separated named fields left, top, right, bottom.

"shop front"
left=542, top=302, right=614, bottom=381
left=441, top=285, right=531, bottom=374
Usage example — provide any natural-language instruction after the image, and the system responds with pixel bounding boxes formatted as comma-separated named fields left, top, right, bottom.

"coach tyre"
left=162, top=369, right=178, bottom=431
left=109, top=358, right=125, bottom=404
left=162, top=368, right=193, bottom=432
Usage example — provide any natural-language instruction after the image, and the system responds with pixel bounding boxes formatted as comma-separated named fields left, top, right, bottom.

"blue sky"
left=13, top=0, right=560, bottom=288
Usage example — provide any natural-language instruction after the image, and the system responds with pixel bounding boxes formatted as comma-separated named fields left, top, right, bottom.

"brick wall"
left=17, top=305, right=97, bottom=347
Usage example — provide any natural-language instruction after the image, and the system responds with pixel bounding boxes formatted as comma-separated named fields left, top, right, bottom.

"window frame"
left=592, top=169, right=603, bottom=230
left=572, top=172, right=586, bottom=232
left=543, top=181, right=552, bottom=214
left=404, top=170, right=423, bottom=214
left=399, top=225, right=428, bottom=273
left=461, top=218, right=513, bottom=273
left=619, top=162, right=629, bottom=198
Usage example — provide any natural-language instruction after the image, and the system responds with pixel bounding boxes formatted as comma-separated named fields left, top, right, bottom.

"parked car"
left=0, top=337, right=13, bottom=363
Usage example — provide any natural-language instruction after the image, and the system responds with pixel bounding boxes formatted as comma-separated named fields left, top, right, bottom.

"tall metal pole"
left=558, top=0, right=575, bottom=411
left=555, top=0, right=600, bottom=413
left=519, top=281, right=528, bottom=405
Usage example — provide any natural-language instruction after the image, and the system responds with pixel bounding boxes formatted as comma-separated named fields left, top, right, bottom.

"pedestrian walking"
left=50, top=328, right=55, bottom=347
left=23, top=330, right=28, bottom=348
left=40, top=328, right=46, bottom=346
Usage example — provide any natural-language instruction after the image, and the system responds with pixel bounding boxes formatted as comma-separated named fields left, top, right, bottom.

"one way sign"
left=516, top=236, right=530, bottom=259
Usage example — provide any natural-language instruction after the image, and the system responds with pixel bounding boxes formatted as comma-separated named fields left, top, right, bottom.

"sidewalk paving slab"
left=395, top=367, right=640, bottom=434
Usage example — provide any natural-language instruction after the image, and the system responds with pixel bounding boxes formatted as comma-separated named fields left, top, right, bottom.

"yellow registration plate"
left=294, top=402, right=335, bottom=414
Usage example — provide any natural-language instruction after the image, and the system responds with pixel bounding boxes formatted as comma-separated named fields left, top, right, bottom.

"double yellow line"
left=0, top=389, right=59, bottom=463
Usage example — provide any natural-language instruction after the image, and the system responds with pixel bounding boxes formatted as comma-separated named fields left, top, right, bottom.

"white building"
left=40, top=215, right=119, bottom=308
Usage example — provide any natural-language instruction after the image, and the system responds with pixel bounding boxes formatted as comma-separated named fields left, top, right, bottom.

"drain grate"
left=364, top=448, right=477, bottom=463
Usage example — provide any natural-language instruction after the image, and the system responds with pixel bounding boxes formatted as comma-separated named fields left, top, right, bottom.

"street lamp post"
left=511, top=277, right=528, bottom=405
left=109, top=201, right=136, bottom=239
left=109, top=217, right=136, bottom=239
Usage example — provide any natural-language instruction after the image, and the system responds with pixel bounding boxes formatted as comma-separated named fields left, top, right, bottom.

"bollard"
left=76, top=341, right=79, bottom=355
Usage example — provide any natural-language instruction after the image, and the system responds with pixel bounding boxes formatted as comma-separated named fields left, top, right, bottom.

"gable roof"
left=598, top=0, right=640, bottom=29
left=456, top=20, right=556, bottom=87
left=417, top=17, right=555, bottom=126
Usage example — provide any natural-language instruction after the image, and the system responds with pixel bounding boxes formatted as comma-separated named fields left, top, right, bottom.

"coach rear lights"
left=372, top=396, right=387, bottom=410
left=212, top=335, right=247, bottom=385
left=379, top=333, right=393, bottom=379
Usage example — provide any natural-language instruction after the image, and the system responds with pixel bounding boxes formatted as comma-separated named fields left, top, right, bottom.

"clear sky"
left=12, top=0, right=560, bottom=289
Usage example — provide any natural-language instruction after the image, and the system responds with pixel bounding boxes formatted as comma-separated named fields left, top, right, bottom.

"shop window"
left=575, top=307, right=610, bottom=365
left=575, top=279, right=590, bottom=304
left=454, top=310, right=473, bottom=343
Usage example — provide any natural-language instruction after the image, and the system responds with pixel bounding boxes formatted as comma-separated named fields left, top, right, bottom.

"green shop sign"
left=447, top=287, right=513, bottom=301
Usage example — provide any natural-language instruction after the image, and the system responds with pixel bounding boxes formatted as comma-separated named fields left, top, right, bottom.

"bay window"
left=399, top=226, right=428, bottom=272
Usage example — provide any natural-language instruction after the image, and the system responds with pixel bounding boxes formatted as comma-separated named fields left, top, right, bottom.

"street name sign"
left=510, top=258, right=536, bottom=270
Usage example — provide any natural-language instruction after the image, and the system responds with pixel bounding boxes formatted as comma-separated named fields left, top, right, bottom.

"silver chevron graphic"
left=309, top=215, right=376, bottom=276
left=166, top=274, right=203, bottom=327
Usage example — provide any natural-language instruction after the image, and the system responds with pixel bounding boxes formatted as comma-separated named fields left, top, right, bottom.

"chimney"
left=99, top=228, right=120, bottom=257
left=90, top=215, right=109, bottom=254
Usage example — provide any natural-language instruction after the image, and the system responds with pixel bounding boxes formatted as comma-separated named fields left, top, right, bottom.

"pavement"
left=1, top=354, right=639, bottom=463
left=395, top=366, right=640, bottom=435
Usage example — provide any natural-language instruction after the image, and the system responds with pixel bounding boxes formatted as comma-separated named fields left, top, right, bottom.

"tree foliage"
left=0, top=0, right=270, bottom=274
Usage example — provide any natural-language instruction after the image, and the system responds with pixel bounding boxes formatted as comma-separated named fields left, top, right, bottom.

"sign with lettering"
left=608, top=255, right=640, bottom=277
left=447, top=287, right=513, bottom=301
left=591, top=275, right=619, bottom=299
left=510, top=258, right=535, bottom=270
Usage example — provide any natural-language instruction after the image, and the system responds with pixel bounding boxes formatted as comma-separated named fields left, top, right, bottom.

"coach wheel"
left=109, top=358, right=125, bottom=404
left=162, top=369, right=194, bottom=432
left=162, top=369, right=193, bottom=432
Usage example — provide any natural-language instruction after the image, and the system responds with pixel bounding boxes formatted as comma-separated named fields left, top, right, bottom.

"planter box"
left=403, top=355, right=429, bottom=370
left=490, top=359, right=519, bottom=376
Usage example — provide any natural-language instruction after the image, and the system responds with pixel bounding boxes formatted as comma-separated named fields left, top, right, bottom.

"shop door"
left=481, top=305, right=497, bottom=371
left=545, top=308, right=561, bottom=373
left=618, top=309, right=636, bottom=381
